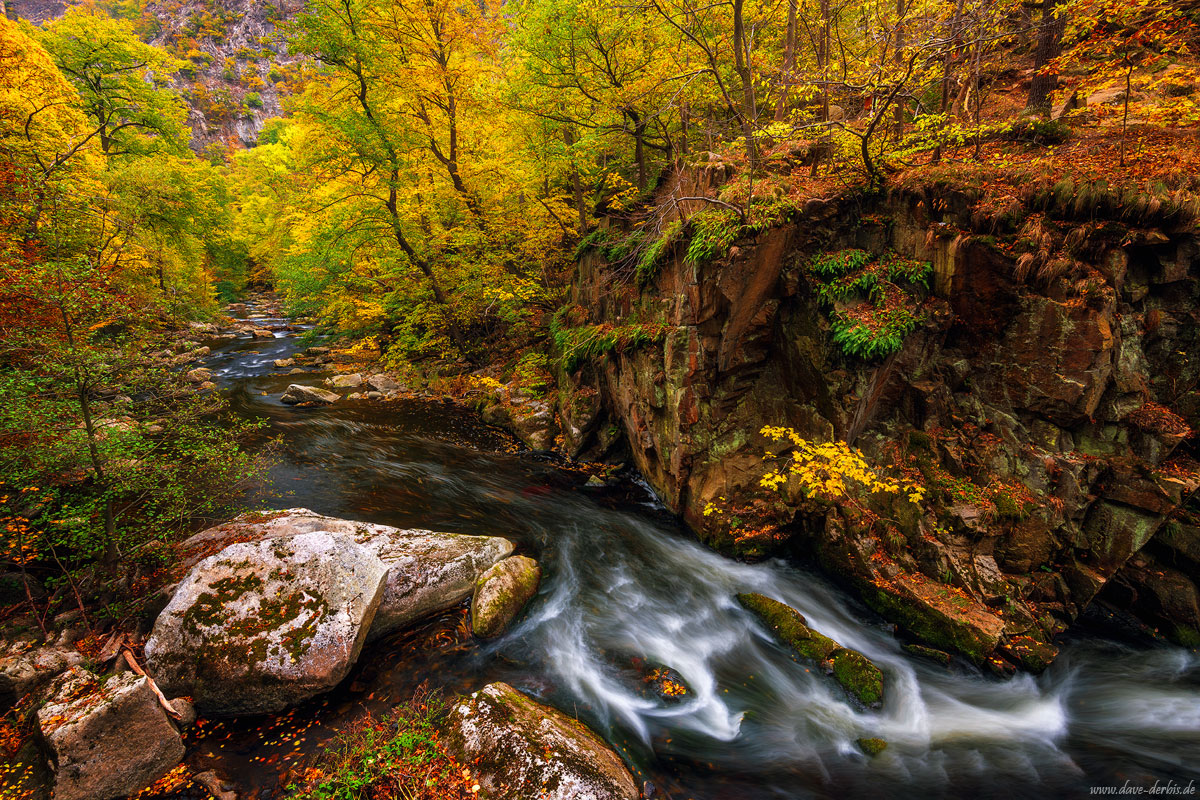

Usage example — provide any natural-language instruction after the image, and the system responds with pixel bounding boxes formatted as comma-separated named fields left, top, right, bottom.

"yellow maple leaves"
left=758, top=426, right=926, bottom=507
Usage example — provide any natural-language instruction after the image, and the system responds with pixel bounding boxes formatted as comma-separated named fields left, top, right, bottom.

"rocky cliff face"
left=11, top=0, right=299, bottom=151
left=556, top=167, right=1200, bottom=671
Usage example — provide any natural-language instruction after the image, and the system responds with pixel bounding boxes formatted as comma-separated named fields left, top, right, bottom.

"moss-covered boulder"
left=446, top=682, right=638, bottom=800
left=176, top=509, right=515, bottom=641
left=145, top=531, right=389, bottom=715
left=471, top=556, right=541, bottom=638
left=738, top=592, right=884, bottom=706
left=830, top=648, right=884, bottom=706
left=737, top=593, right=839, bottom=660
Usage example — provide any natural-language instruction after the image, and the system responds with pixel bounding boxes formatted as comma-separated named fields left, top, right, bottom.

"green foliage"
left=551, top=308, right=668, bottom=372
left=286, top=690, right=474, bottom=800
left=828, top=306, right=923, bottom=360
left=684, top=210, right=741, bottom=267
left=807, top=250, right=932, bottom=360
left=244, top=91, right=263, bottom=109
left=636, top=219, right=684, bottom=285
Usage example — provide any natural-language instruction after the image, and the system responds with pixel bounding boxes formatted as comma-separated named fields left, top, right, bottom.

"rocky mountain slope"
left=8, top=0, right=300, bottom=150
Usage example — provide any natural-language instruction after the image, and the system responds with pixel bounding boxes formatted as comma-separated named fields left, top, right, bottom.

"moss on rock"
left=738, top=592, right=884, bottom=706
left=831, top=648, right=884, bottom=706
left=737, top=593, right=839, bottom=660
left=856, top=737, right=888, bottom=756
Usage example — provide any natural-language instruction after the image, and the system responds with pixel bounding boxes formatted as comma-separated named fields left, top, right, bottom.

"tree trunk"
left=732, top=0, right=759, bottom=169
left=894, top=0, right=905, bottom=138
left=1027, top=0, right=1065, bottom=113
left=564, top=126, right=588, bottom=232
left=627, top=108, right=648, bottom=189
left=775, top=0, right=798, bottom=121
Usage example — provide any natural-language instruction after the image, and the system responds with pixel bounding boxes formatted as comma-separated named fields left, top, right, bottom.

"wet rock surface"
left=471, top=555, right=541, bottom=638
left=560, top=178, right=1200, bottom=668
left=446, top=682, right=639, bottom=800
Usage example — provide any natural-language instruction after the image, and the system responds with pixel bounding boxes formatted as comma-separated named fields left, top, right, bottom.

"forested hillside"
left=1, top=0, right=1199, bottom=796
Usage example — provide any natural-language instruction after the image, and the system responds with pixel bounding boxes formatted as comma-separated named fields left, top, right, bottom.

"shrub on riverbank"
left=286, top=689, right=478, bottom=800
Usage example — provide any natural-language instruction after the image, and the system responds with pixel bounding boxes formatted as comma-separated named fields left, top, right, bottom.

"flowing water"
left=182, top=302, right=1200, bottom=800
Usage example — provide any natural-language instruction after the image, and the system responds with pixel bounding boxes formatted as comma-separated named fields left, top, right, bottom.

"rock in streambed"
left=446, top=682, right=639, bottom=800
left=738, top=592, right=885, bottom=706
left=146, top=510, right=515, bottom=714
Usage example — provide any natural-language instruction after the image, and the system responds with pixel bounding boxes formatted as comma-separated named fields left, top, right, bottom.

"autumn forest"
left=1, top=0, right=1199, bottom=795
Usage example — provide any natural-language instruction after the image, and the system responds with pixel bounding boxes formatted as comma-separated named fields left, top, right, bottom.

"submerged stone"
left=738, top=592, right=884, bottom=706
left=737, top=593, right=839, bottom=660
left=856, top=737, right=888, bottom=757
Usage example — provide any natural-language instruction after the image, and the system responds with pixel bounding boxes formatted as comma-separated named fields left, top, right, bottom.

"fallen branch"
left=122, top=648, right=182, bottom=720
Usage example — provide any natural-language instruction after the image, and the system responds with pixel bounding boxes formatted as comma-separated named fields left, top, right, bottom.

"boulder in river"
left=447, top=682, right=639, bottom=800
left=738, top=592, right=884, bottom=706
left=274, top=358, right=295, bottom=368
left=173, top=509, right=515, bottom=641
left=251, top=329, right=275, bottom=338
left=144, top=530, right=389, bottom=715
left=471, top=555, right=541, bottom=638
left=37, top=667, right=185, bottom=800
left=325, top=373, right=364, bottom=389
left=185, top=367, right=212, bottom=383
left=281, top=384, right=339, bottom=405
left=353, top=525, right=515, bottom=638
left=366, top=373, right=402, bottom=392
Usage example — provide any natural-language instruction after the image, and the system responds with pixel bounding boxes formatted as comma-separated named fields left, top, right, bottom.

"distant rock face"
left=281, top=384, right=339, bottom=405
left=446, top=682, right=639, bottom=800
left=471, top=556, right=541, bottom=638
left=145, top=531, right=389, bottom=715
left=37, top=668, right=185, bottom=800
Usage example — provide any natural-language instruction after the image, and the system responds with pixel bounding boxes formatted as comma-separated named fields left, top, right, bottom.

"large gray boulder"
left=144, top=530, right=388, bottom=715
left=353, top=526, right=514, bottom=639
left=281, top=384, right=339, bottom=404
left=37, top=668, right=184, bottom=800
left=174, top=509, right=514, bottom=640
left=447, top=682, right=639, bottom=800
left=471, top=556, right=541, bottom=638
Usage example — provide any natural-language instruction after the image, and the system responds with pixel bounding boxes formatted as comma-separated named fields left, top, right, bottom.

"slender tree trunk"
left=819, top=0, right=831, bottom=121
left=384, top=180, right=469, bottom=358
left=1120, top=55, right=1132, bottom=167
left=1027, top=0, right=1065, bottom=113
left=564, top=126, right=588, bottom=232
left=732, top=0, right=759, bottom=169
left=775, top=0, right=798, bottom=121
left=680, top=103, right=690, bottom=158
left=894, top=0, right=906, bottom=138
left=627, top=108, right=648, bottom=188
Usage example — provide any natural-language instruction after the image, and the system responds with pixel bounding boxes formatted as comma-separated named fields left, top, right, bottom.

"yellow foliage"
left=759, top=426, right=926, bottom=507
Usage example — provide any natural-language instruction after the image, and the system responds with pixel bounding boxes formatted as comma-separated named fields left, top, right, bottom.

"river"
left=179, top=300, right=1200, bottom=800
